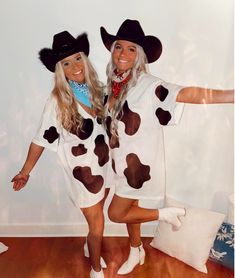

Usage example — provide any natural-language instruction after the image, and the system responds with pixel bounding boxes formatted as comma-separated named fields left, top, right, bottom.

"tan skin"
left=108, top=40, right=234, bottom=247
left=11, top=52, right=109, bottom=272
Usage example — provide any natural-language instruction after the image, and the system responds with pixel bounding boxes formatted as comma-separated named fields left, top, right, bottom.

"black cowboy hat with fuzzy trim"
left=100, top=19, right=162, bottom=63
left=39, top=31, right=89, bottom=72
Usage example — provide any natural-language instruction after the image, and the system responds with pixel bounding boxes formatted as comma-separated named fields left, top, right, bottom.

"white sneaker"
left=90, top=268, right=104, bottom=278
left=84, top=240, right=107, bottom=268
left=117, top=243, right=145, bottom=275
left=159, top=207, right=186, bottom=230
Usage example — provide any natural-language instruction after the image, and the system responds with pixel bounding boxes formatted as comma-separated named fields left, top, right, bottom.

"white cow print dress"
left=106, top=73, right=185, bottom=208
left=32, top=95, right=110, bottom=208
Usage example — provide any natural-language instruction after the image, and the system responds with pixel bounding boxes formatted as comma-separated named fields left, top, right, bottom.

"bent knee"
left=108, top=206, right=124, bottom=223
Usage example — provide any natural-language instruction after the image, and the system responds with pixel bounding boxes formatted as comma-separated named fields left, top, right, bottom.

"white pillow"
left=150, top=197, right=225, bottom=273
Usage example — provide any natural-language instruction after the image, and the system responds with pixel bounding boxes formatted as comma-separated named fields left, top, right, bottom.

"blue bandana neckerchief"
left=69, top=80, right=92, bottom=108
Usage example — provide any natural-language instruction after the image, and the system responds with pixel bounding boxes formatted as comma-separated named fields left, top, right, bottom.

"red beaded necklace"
left=111, top=70, right=131, bottom=98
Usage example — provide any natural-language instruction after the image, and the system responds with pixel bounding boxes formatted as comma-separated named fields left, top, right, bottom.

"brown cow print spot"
left=105, top=116, right=112, bottom=139
left=71, top=118, right=94, bottom=140
left=94, top=134, right=109, bottom=166
left=43, top=126, right=59, bottom=143
left=124, top=153, right=150, bottom=189
left=155, top=108, right=172, bottom=125
left=119, top=101, right=141, bottom=136
left=104, top=95, right=108, bottom=105
left=96, top=117, right=102, bottom=125
left=73, top=166, right=103, bottom=193
left=155, top=85, right=169, bottom=102
left=71, top=144, right=87, bottom=156
left=105, top=116, right=119, bottom=149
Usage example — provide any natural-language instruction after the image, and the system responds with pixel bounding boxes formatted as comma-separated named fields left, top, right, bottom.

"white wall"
left=0, top=0, right=233, bottom=236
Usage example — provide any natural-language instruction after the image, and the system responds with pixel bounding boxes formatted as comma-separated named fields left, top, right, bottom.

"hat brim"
left=100, top=26, right=162, bottom=63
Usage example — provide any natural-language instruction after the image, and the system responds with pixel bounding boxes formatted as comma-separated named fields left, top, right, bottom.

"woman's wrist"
left=19, top=171, right=30, bottom=177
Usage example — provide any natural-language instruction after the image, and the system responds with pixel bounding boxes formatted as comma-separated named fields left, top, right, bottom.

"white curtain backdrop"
left=0, top=0, right=233, bottom=236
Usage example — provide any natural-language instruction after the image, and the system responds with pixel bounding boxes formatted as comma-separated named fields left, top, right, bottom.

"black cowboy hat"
left=100, top=19, right=162, bottom=63
left=39, top=31, right=90, bottom=72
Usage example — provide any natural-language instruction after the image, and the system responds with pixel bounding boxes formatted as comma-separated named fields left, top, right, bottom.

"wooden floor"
left=0, top=237, right=233, bottom=278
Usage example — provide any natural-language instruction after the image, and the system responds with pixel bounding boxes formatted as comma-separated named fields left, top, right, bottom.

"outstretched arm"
left=176, top=87, right=234, bottom=104
left=11, top=142, right=45, bottom=191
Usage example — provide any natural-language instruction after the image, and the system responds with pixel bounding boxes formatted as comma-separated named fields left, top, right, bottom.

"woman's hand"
left=11, top=172, right=30, bottom=191
left=11, top=142, right=45, bottom=191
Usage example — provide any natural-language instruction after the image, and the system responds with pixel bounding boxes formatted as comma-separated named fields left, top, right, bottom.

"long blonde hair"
left=105, top=42, right=148, bottom=144
left=52, top=52, right=105, bottom=133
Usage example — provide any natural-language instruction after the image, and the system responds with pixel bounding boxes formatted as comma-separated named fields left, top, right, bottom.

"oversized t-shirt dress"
left=33, top=95, right=110, bottom=208
left=106, top=73, right=185, bottom=208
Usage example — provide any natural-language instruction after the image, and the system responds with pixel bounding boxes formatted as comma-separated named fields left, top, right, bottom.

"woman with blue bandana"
left=11, top=31, right=109, bottom=278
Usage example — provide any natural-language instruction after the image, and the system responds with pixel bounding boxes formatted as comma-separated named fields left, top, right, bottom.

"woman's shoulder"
left=137, top=73, right=163, bottom=88
left=139, top=72, right=162, bottom=83
left=42, top=94, right=58, bottom=112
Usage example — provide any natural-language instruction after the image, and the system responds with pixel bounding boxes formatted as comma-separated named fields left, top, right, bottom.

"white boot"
left=90, top=267, right=104, bottom=278
left=159, top=207, right=186, bottom=230
left=117, top=243, right=145, bottom=275
left=84, top=240, right=107, bottom=268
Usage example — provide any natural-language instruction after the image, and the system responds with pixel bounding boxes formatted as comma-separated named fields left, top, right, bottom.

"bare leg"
left=127, top=223, right=141, bottom=246
left=117, top=200, right=146, bottom=275
left=108, top=194, right=159, bottom=224
left=126, top=200, right=141, bottom=247
left=108, top=194, right=185, bottom=227
left=108, top=195, right=185, bottom=275
left=83, top=189, right=110, bottom=269
left=101, top=188, right=110, bottom=208
left=81, top=201, right=104, bottom=272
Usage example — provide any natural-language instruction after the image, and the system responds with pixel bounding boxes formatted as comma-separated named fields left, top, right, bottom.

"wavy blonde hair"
left=105, top=42, right=148, bottom=145
left=52, top=52, right=105, bottom=133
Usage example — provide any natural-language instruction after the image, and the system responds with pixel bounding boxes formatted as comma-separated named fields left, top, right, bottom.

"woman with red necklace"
left=100, top=19, right=233, bottom=275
